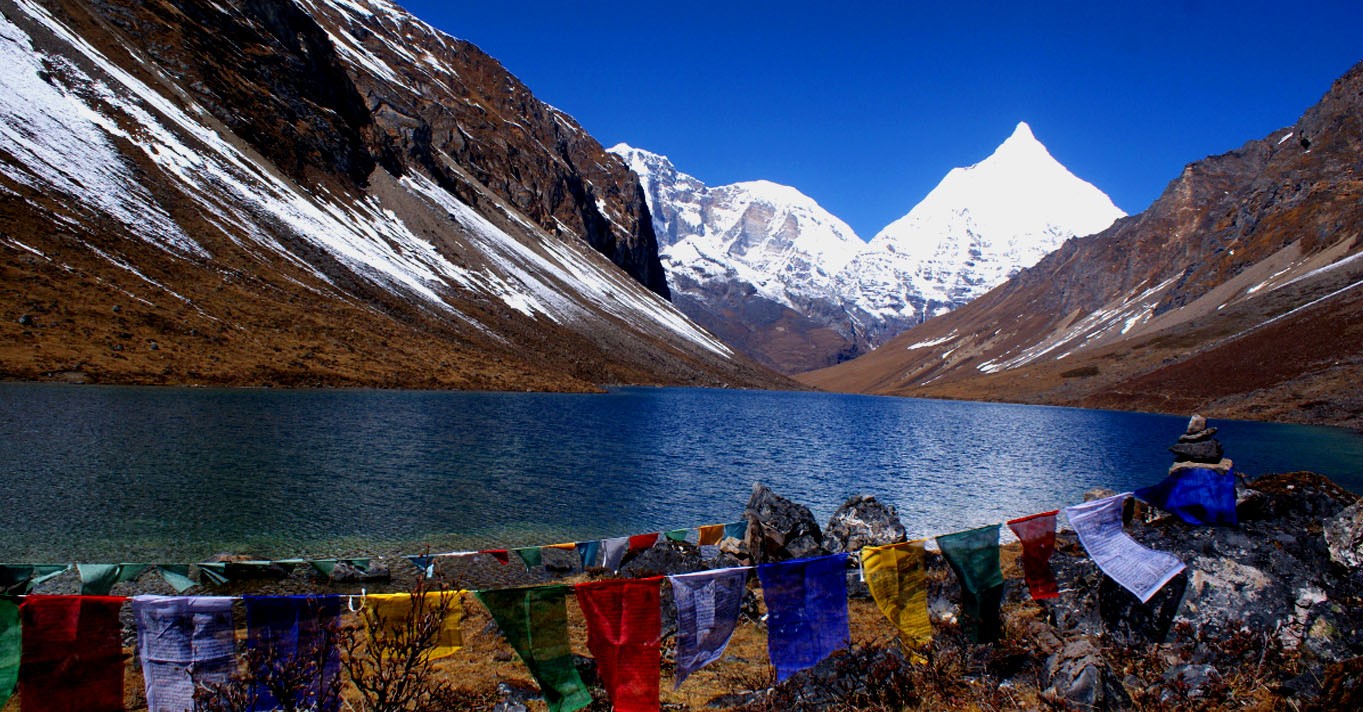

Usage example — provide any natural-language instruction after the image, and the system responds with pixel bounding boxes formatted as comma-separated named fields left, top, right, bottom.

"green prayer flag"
left=475, top=585, right=590, bottom=712
left=513, top=547, right=543, bottom=570
left=197, top=562, right=230, bottom=586
left=156, top=565, right=197, bottom=593
left=665, top=528, right=691, bottom=543
left=936, top=524, right=1005, bottom=643
left=310, top=560, right=338, bottom=577
left=0, top=565, right=69, bottom=594
left=78, top=563, right=149, bottom=595
left=0, top=598, right=19, bottom=708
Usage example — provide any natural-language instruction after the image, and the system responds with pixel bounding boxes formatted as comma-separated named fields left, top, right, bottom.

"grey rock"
left=17, top=314, right=32, bottom=326
left=823, top=494, right=906, bottom=553
left=1161, top=664, right=1219, bottom=701
left=1044, top=637, right=1131, bottom=710
left=744, top=483, right=825, bottom=563
left=1324, top=500, right=1363, bottom=568
left=1168, top=439, right=1223, bottom=463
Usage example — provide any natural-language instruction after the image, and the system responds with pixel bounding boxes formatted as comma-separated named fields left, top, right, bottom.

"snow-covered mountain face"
left=0, top=0, right=791, bottom=391
left=614, top=124, right=1123, bottom=371
left=836, top=122, right=1126, bottom=345
left=610, top=145, right=866, bottom=373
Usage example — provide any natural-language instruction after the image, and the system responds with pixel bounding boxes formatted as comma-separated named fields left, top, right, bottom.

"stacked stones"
left=1168, top=413, right=1232, bottom=474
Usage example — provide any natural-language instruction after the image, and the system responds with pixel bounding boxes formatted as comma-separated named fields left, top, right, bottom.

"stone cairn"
left=1167, top=413, right=1232, bottom=474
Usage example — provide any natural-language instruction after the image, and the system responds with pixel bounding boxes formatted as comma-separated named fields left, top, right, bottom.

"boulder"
left=1167, top=439, right=1223, bottom=463
left=823, top=495, right=906, bottom=553
left=1324, top=500, right=1363, bottom=568
left=744, top=484, right=825, bottom=563
left=1043, top=637, right=1131, bottom=710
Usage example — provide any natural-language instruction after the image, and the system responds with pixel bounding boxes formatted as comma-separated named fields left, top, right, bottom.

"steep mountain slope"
left=803, top=62, right=1363, bottom=429
left=835, top=122, right=1125, bottom=345
left=0, top=0, right=791, bottom=391
left=611, top=145, right=866, bottom=373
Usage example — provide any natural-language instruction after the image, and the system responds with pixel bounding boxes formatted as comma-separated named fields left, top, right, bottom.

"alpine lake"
left=2, top=382, right=1361, bottom=562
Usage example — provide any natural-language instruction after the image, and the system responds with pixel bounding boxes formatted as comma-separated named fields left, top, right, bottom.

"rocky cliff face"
left=0, top=0, right=790, bottom=391
left=804, top=62, right=1363, bottom=430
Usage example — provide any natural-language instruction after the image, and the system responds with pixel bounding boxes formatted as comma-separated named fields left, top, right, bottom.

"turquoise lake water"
left=1, top=382, right=1360, bottom=561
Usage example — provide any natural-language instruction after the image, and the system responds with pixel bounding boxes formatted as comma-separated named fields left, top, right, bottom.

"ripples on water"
left=1, top=383, right=1360, bottom=560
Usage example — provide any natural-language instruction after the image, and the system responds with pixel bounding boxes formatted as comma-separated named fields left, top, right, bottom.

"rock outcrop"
left=743, top=484, right=826, bottom=563
left=823, top=495, right=907, bottom=553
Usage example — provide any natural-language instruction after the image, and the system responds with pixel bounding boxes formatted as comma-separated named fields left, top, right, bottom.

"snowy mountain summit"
left=616, top=123, right=1123, bottom=372
left=836, top=121, right=1126, bottom=345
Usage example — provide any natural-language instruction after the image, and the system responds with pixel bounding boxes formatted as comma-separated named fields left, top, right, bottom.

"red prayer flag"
left=481, top=549, right=511, bottom=565
left=20, top=595, right=127, bottom=712
left=575, top=577, right=663, bottom=712
left=627, top=533, right=659, bottom=552
left=1007, top=510, right=1061, bottom=600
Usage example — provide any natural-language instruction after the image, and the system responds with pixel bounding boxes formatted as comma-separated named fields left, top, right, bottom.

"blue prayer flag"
left=756, top=553, right=850, bottom=681
left=1135, top=468, right=1237, bottom=526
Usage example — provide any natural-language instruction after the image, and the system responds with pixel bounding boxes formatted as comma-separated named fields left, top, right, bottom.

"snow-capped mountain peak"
left=835, top=122, right=1126, bottom=343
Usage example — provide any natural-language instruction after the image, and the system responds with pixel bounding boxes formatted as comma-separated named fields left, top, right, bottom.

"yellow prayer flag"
left=364, top=591, right=464, bottom=659
left=861, top=540, right=931, bottom=658
left=698, top=524, right=725, bottom=545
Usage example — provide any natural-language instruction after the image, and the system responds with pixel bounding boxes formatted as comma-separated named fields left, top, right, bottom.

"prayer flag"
left=698, top=524, right=725, bottom=546
left=669, top=567, right=748, bottom=688
left=156, top=566, right=197, bottom=593
left=756, top=553, right=850, bottom=681
left=514, top=547, right=543, bottom=570
left=1135, top=468, right=1238, bottom=526
left=1066, top=493, right=1186, bottom=602
left=665, top=528, right=690, bottom=543
left=364, top=592, right=464, bottom=660
left=545, top=543, right=578, bottom=552
left=475, top=585, right=590, bottom=712
left=482, top=549, right=511, bottom=565
left=936, top=524, right=1005, bottom=643
left=1007, top=511, right=1061, bottom=600
left=628, top=533, right=659, bottom=552
left=405, top=555, right=436, bottom=578
left=861, top=541, right=932, bottom=652
left=576, top=578, right=663, bottom=711
left=600, top=537, right=630, bottom=572
left=0, top=565, right=68, bottom=595
left=78, top=563, right=149, bottom=596
left=576, top=541, right=601, bottom=569
left=0, top=599, right=18, bottom=709
left=724, top=520, right=748, bottom=541
left=20, top=595, right=126, bottom=712
left=196, top=562, right=230, bottom=586
left=133, top=595, right=236, bottom=712
left=244, top=595, right=342, bottom=712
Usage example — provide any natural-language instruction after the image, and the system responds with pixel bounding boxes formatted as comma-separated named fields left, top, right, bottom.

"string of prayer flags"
left=0, top=566, right=69, bottom=595
left=0, top=599, right=18, bottom=709
left=937, top=524, right=1005, bottom=643
left=244, top=595, right=343, bottom=712
left=132, top=596, right=236, bottom=712
left=756, top=553, right=850, bottom=682
left=1007, top=511, right=1061, bottom=600
left=698, top=524, right=725, bottom=546
left=576, top=541, right=601, bottom=569
left=365, top=592, right=464, bottom=660
left=601, top=536, right=630, bottom=572
left=475, top=585, right=591, bottom=712
left=576, top=578, right=664, bottom=711
left=1066, top=493, right=1186, bottom=602
left=1135, top=467, right=1238, bottom=526
left=514, top=547, right=543, bottom=570
left=78, top=563, right=149, bottom=596
left=669, top=567, right=748, bottom=688
left=861, top=540, right=932, bottom=655
left=20, top=595, right=127, bottom=712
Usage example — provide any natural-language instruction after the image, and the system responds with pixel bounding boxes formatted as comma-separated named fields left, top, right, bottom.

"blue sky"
left=400, top=1, right=1362, bottom=239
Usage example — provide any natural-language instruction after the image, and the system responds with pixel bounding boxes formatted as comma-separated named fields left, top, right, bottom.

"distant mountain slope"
left=615, top=126, right=1123, bottom=374
left=610, top=144, right=866, bottom=373
left=803, top=61, right=1363, bottom=430
left=0, top=0, right=791, bottom=391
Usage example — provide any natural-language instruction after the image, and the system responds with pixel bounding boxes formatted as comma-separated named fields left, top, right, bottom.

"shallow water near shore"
left=2, top=382, right=1361, bottom=562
